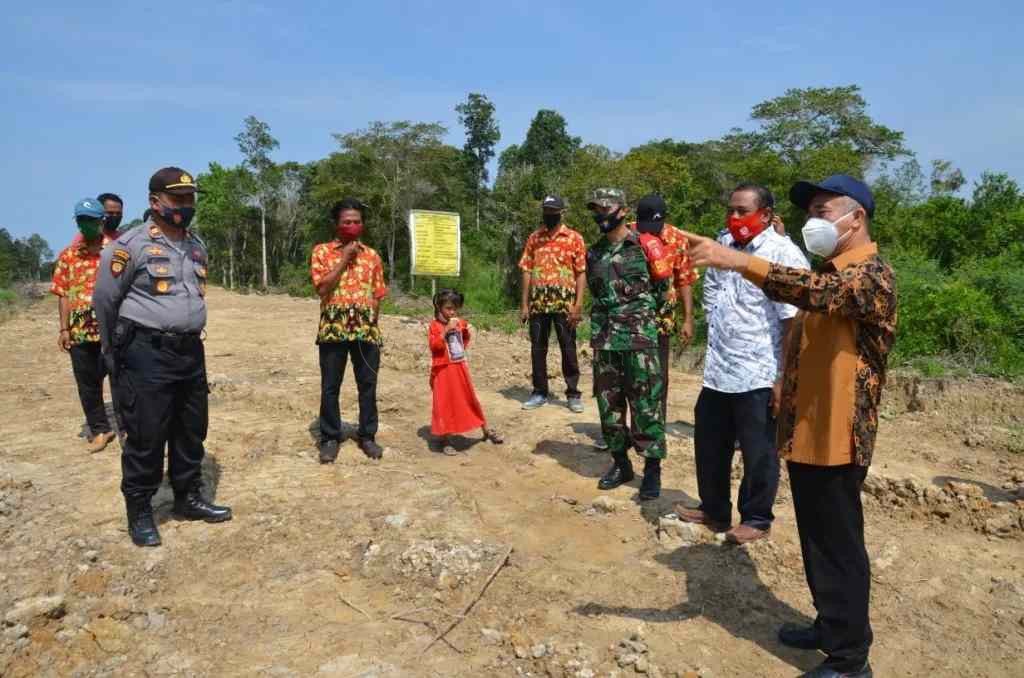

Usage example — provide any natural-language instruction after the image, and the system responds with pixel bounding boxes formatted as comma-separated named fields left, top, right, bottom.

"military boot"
left=126, top=498, right=161, bottom=547
left=639, top=457, right=661, bottom=500
left=173, top=483, right=233, bottom=523
left=598, top=451, right=635, bottom=490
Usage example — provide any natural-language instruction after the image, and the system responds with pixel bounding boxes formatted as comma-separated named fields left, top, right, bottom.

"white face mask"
left=801, top=209, right=856, bottom=258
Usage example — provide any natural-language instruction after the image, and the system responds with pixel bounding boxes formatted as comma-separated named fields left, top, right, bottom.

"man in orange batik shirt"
left=311, top=198, right=388, bottom=463
left=518, top=194, right=587, bottom=413
left=52, top=198, right=117, bottom=453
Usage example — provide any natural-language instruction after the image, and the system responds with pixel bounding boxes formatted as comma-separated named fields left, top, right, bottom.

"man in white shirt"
left=676, top=183, right=810, bottom=544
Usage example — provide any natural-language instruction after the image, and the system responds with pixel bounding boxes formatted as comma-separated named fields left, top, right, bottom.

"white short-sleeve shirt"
left=702, top=229, right=810, bottom=394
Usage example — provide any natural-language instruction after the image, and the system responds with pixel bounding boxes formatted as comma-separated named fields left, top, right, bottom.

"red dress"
left=429, top=319, right=486, bottom=436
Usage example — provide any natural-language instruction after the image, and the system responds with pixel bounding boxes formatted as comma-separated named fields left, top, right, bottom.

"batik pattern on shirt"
left=310, top=241, right=388, bottom=344
left=50, top=243, right=103, bottom=344
left=518, top=225, right=586, bottom=315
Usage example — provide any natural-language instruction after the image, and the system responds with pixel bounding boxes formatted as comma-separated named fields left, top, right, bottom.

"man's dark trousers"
left=114, top=327, right=207, bottom=501
left=528, top=313, right=581, bottom=398
left=693, top=386, right=779, bottom=529
left=69, top=342, right=112, bottom=436
left=788, top=461, right=872, bottom=672
left=319, top=340, right=380, bottom=442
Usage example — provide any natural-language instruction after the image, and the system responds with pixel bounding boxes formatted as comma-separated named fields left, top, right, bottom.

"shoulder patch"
left=148, top=225, right=161, bottom=238
left=111, top=249, right=130, bottom=277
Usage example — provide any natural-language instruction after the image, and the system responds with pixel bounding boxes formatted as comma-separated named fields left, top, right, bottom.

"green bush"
left=279, top=262, right=315, bottom=298
left=889, top=251, right=1024, bottom=377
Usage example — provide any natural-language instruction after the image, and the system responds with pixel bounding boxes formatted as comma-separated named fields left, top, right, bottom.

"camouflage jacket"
left=586, top=232, right=661, bottom=351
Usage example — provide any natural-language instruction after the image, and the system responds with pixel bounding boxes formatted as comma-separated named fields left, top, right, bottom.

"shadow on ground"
left=932, top=474, right=1016, bottom=502
left=574, top=543, right=818, bottom=671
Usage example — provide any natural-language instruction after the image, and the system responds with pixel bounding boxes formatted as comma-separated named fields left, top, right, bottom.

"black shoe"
left=173, top=492, right=233, bottom=523
left=639, top=458, right=661, bottom=500
left=319, top=439, right=339, bottom=464
left=126, top=503, right=161, bottom=547
left=598, top=455, right=635, bottom=490
left=359, top=438, right=383, bottom=460
left=799, top=662, right=872, bottom=678
left=778, top=623, right=822, bottom=650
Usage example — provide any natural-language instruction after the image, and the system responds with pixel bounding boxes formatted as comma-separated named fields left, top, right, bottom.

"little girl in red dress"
left=428, top=289, right=503, bottom=454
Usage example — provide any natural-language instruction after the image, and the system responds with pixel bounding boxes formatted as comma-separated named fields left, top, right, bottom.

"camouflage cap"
left=587, top=187, right=626, bottom=209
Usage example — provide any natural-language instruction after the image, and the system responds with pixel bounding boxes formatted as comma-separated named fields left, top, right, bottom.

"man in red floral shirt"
left=311, top=198, right=388, bottom=462
left=518, top=195, right=587, bottom=412
left=52, top=198, right=115, bottom=453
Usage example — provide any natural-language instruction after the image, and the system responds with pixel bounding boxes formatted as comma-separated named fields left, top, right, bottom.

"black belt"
left=129, top=322, right=202, bottom=349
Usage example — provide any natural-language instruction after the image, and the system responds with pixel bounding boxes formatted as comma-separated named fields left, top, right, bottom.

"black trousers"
left=319, top=341, right=380, bottom=442
left=113, top=325, right=208, bottom=501
left=528, top=313, right=581, bottom=398
left=788, top=462, right=873, bottom=672
left=69, top=342, right=111, bottom=436
left=693, top=386, right=779, bottom=530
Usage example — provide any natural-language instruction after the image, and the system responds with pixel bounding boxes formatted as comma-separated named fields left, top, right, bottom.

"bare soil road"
left=1, top=287, right=1022, bottom=677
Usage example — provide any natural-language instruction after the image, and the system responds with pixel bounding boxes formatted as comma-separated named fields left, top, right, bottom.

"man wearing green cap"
left=586, top=188, right=667, bottom=500
left=51, top=198, right=116, bottom=453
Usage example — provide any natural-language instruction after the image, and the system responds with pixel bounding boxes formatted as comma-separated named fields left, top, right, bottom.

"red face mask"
left=727, top=209, right=768, bottom=245
left=336, top=222, right=363, bottom=242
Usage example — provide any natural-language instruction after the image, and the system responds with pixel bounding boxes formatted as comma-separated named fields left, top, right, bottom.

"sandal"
left=483, top=428, right=504, bottom=445
left=438, top=437, right=459, bottom=456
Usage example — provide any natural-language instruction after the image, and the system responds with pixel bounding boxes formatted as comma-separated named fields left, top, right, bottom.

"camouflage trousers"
left=593, top=349, right=666, bottom=459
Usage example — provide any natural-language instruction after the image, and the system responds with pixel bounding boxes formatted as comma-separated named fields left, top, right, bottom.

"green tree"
left=750, top=85, right=909, bottom=170
left=456, top=93, right=500, bottom=230
left=323, top=121, right=449, bottom=283
left=235, top=115, right=280, bottom=289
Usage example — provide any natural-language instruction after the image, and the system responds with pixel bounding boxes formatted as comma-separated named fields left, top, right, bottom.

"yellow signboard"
left=409, top=209, right=461, bottom=277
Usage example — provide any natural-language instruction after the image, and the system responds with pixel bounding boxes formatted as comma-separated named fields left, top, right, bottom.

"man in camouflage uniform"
left=586, top=188, right=666, bottom=500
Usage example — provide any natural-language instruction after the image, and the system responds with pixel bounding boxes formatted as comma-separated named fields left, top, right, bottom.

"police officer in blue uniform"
left=94, top=167, right=231, bottom=547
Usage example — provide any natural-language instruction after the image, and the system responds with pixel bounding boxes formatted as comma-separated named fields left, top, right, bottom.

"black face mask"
left=157, top=204, right=195, bottom=229
left=542, top=213, right=561, bottom=229
left=104, top=214, right=123, bottom=231
left=637, top=220, right=664, bottom=236
left=594, top=211, right=623, bottom=234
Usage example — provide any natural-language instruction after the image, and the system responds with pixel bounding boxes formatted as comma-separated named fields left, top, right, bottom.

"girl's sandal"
left=440, top=438, right=460, bottom=456
left=483, top=428, right=504, bottom=445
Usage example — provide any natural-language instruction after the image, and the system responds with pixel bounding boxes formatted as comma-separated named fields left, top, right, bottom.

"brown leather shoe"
left=673, top=504, right=730, bottom=532
left=86, top=431, right=116, bottom=454
left=725, top=524, right=770, bottom=544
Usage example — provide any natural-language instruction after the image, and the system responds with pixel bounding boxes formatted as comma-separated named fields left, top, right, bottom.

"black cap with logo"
left=149, top=167, right=199, bottom=195
left=636, top=194, right=668, bottom=235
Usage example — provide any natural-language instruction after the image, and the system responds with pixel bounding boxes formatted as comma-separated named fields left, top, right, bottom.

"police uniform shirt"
left=94, top=222, right=208, bottom=351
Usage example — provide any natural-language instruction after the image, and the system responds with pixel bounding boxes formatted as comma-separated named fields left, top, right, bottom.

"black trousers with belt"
left=528, top=313, right=581, bottom=399
left=693, top=386, right=779, bottom=530
left=788, top=461, right=873, bottom=672
left=69, top=342, right=112, bottom=436
left=113, top=323, right=208, bottom=502
left=318, top=341, right=380, bottom=443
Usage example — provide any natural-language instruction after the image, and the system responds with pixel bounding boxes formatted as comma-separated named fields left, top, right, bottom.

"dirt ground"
left=2, top=287, right=1023, bottom=678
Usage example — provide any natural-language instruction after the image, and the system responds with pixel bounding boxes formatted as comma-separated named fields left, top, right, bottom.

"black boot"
left=319, top=439, right=339, bottom=464
left=173, top=485, right=233, bottom=523
left=598, top=452, right=635, bottom=490
left=359, top=437, right=383, bottom=460
left=639, top=457, right=661, bottom=500
left=126, top=499, right=161, bottom=547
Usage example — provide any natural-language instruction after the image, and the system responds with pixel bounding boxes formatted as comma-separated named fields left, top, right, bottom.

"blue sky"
left=3, top=0, right=1022, bottom=252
